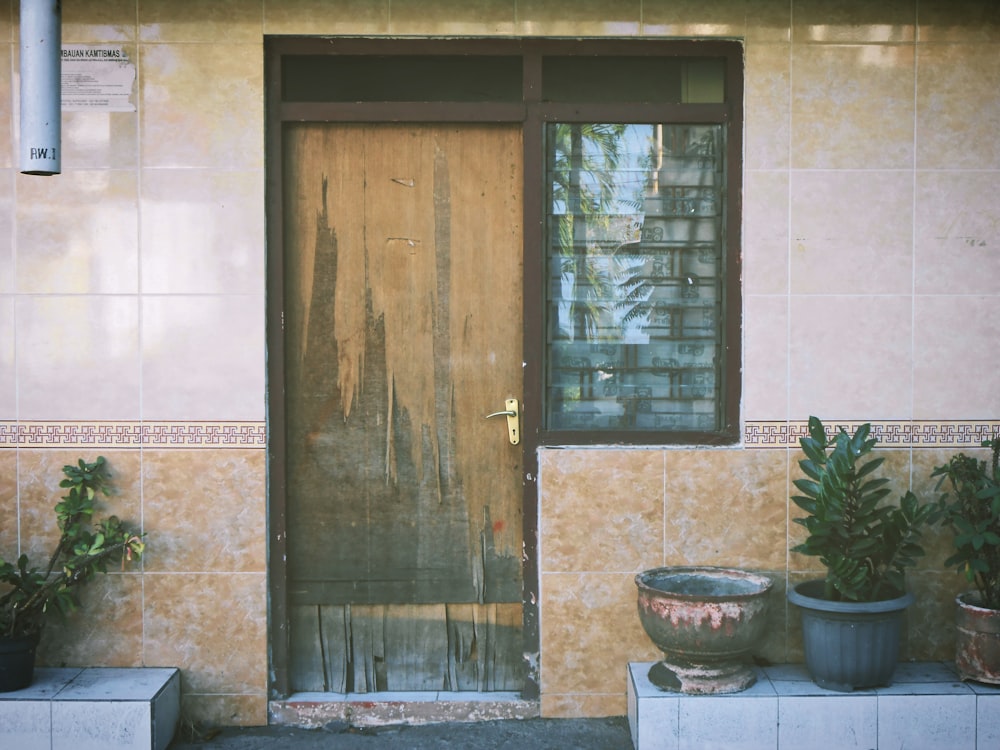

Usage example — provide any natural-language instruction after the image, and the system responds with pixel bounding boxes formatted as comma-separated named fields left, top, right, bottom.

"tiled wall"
left=0, top=0, right=998, bottom=726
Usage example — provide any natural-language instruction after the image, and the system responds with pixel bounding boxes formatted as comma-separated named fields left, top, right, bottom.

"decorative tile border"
left=0, top=422, right=267, bottom=448
left=3, top=420, right=997, bottom=450
left=744, top=420, right=1000, bottom=449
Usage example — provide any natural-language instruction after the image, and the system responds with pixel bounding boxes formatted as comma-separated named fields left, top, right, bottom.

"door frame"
left=265, top=36, right=743, bottom=700
left=265, top=37, right=539, bottom=700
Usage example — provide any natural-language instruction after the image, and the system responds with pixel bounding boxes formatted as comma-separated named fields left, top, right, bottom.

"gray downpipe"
left=20, top=0, right=61, bottom=175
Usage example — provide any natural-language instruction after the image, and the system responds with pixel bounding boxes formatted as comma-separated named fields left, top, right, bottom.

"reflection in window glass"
left=544, top=124, right=726, bottom=432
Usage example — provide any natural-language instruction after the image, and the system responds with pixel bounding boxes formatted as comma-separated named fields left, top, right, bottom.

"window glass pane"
left=542, top=57, right=725, bottom=103
left=282, top=55, right=523, bottom=102
left=544, top=123, right=726, bottom=432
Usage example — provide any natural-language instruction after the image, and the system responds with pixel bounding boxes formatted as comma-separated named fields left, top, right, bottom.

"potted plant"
left=930, top=435, right=1000, bottom=684
left=788, top=417, right=934, bottom=691
left=635, top=566, right=773, bottom=694
left=0, top=456, right=144, bottom=692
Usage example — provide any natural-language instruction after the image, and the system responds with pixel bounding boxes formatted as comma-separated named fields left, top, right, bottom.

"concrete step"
left=0, top=666, right=180, bottom=750
left=628, top=661, right=1000, bottom=749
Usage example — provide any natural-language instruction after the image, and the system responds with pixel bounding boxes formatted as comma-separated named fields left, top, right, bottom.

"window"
left=544, top=122, right=728, bottom=434
left=536, top=47, right=741, bottom=444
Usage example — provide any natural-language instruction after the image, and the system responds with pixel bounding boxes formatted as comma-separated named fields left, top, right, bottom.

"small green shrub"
left=0, top=456, right=144, bottom=640
left=791, top=417, right=934, bottom=602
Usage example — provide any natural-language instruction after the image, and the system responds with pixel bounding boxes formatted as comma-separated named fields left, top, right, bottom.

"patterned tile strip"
left=0, top=422, right=267, bottom=448
left=2, top=421, right=997, bottom=449
left=744, top=421, right=1000, bottom=449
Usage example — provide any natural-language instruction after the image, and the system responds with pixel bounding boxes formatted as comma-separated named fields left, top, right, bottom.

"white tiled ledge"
left=628, top=661, right=1000, bottom=750
left=0, top=667, right=180, bottom=750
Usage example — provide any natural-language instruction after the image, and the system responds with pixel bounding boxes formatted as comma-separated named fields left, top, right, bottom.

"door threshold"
left=269, top=692, right=539, bottom=728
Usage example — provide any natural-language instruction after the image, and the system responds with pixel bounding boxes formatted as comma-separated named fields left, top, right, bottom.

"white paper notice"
left=61, top=46, right=136, bottom=112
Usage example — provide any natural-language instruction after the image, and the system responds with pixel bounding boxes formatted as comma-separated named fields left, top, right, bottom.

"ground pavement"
left=168, top=717, right=634, bottom=749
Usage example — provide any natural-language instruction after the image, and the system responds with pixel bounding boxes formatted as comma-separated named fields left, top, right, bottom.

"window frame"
left=522, top=40, right=743, bottom=446
left=266, top=36, right=743, bottom=701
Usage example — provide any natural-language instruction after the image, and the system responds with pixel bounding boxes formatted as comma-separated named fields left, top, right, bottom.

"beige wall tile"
left=140, top=43, right=263, bottom=169
left=744, top=44, right=791, bottom=170
left=743, top=295, right=788, bottom=421
left=756, top=572, right=789, bottom=664
left=264, top=0, right=389, bottom=35
left=11, top=451, right=61, bottom=563
left=517, top=0, right=639, bottom=36
left=140, top=170, right=265, bottom=294
left=0, top=47, right=11, bottom=169
left=143, top=572, right=267, bottom=695
left=539, top=571, right=660, bottom=694
left=917, top=0, right=1000, bottom=43
left=907, top=570, right=965, bottom=661
left=913, top=296, right=1000, bottom=419
left=181, top=693, right=268, bottom=728
left=789, top=295, right=913, bottom=420
left=36, top=573, right=144, bottom=667
left=640, top=0, right=746, bottom=37
left=917, top=43, right=1000, bottom=170
left=139, top=0, right=263, bottom=43
left=16, top=296, right=141, bottom=420
left=0, top=449, right=15, bottom=561
left=790, top=170, right=913, bottom=295
left=539, top=449, right=664, bottom=573
left=15, top=170, right=138, bottom=293
left=142, top=449, right=266, bottom=573
left=792, top=0, right=916, bottom=43
left=0, top=172, right=10, bottom=293
left=141, top=294, right=265, bottom=421
left=389, top=0, right=515, bottom=35
left=62, top=109, right=139, bottom=170
left=663, top=449, right=788, bottom=569
left=743, top=170, right=789, bottom=294
left=15, top=448, right=141, bottom=570
left=792, top=44, right=915, bottom=169
left=915, top=171, right=1000, bottom=295
left=58, top=0, right=137, bottom=43
left=541, top=692, right=626, bottom=719
left=0, top=299, right=11, bottom=419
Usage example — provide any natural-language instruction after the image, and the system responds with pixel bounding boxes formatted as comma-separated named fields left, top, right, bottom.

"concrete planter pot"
left=955, top=592, right=1000, bottom=685
left=789, top=580, right=913, bottom=692
left=635, top=566, right=773, bottom=694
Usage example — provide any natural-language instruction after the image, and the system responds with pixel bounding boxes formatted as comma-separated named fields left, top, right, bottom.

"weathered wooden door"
left=282, top=123, right=524, bottom=692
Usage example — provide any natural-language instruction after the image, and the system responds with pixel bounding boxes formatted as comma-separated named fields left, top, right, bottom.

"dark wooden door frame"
left=265, top=36, right=743, bottom=700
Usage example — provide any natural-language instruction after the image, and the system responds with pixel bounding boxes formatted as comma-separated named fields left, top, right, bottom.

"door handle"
left=485, top=398, right=520, bottom=445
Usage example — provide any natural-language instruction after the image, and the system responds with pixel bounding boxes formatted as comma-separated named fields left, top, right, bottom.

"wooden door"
left=282, top=124, right=524, bottom=692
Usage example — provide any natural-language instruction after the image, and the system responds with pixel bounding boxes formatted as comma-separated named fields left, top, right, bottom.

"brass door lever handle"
left=485, top=398, right=520, bottom=445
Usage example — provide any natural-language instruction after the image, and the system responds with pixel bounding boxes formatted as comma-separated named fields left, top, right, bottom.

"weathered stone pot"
left=955, top=592, right=1000, bottom=685
left=635, top=566, right=773, bottom=694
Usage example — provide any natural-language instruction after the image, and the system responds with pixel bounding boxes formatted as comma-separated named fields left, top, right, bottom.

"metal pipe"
left=19, top=0, right=61, bottom=175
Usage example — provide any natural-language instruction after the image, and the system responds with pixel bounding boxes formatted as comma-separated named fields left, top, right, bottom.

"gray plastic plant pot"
left=788, top=580, right=914, bottom=692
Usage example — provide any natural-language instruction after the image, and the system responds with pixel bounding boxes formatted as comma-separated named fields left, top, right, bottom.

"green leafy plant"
left=0, top=456, right=144, bottom=640
left=930, top=436, right=1000, bottom=610
left=791, top=417, right=934, bottom=602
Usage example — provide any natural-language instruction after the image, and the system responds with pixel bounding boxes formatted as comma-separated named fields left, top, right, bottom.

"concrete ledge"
left=628, top=661, right=1000, bottom=749
left=270, top=691, right=539, bottom=727
left=0, top=667, right=180, bottom=750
